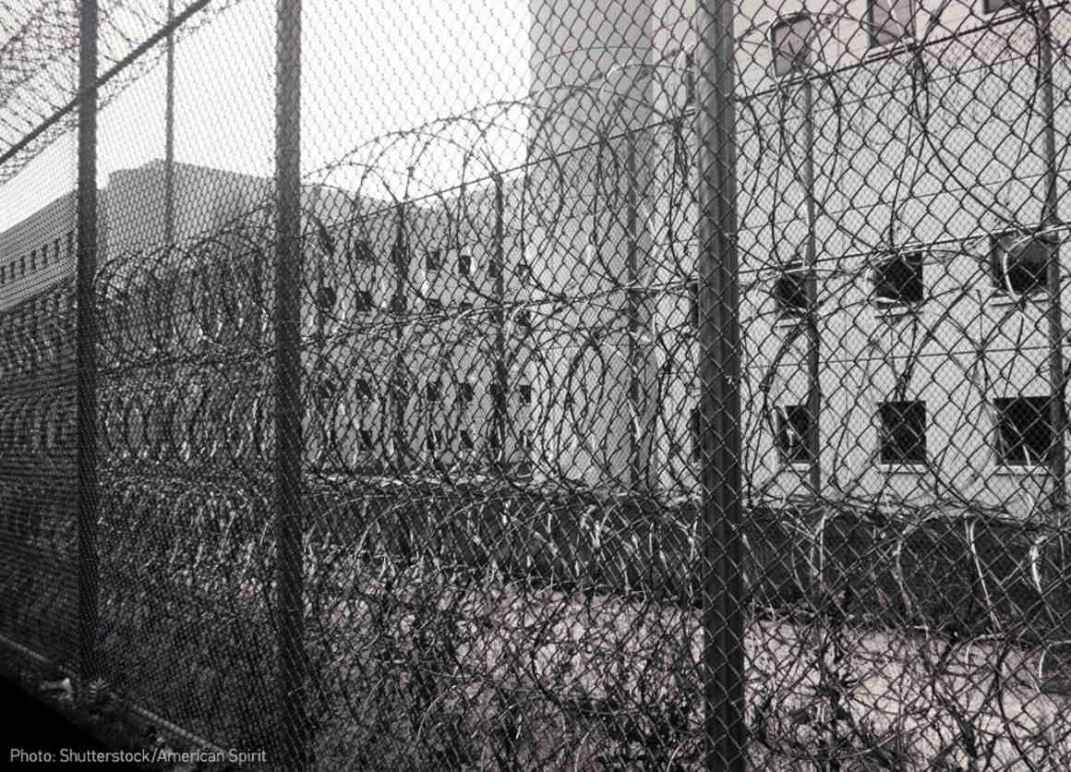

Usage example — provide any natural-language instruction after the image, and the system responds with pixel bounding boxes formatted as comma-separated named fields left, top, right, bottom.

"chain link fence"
left=1, top=0, right=1071, bottom=769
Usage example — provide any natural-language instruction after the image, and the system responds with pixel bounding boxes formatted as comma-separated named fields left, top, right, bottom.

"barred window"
left=878, top=400, right=926, bottom=464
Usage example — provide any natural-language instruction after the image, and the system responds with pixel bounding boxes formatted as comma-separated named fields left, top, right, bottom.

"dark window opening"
left=518, top=383, right=532, bottom=405
left=995, top=396, right=1053, bottom=466
left=355, top=290, right=375, bottom=312
left=868, top=0, right=913, bottom=48
left=874, top=251, right=924, bottom=305
left=488, top=258, right=501, bottom=278
left=426, top=298, right=443, bottom=312
left=776, top=404, right=812, bottom=464
left=355, top=378, right=373, bottom=401
left=352, top=239, right=376, bottom=262
left=516, top=309, right=532, bottom=329
left=774, top=262, right=808, bottom=316
left=390, top=295, right=408, bottom=314
left=982, top=0, right=1009, bottom=13
left=426, top=430, right=443, bottom=453
left=426, top=249, right=443, bottom=271
left=66, top=231, right=74, bottom=257
left=878, top=400, right=926, bottom=464
left=770, top=12, right=812, bottom=78
left=315, top=284, right=336, bottom=312
left=20, top=256, right=26, bottom=276
left=516, top=261, right=532, bottom=284
left=426, top=379, right=442, bottom=402
left=460, top=429, right=474, bottom=449
left=53, top=239, right=60, bottom=261
left=990, top=230, right=1052, bottom=296
left=30, top=250, right=36, bottom=271
left=359, top=428, right=375, bottom=449
left=458, top=253, right=472, bottom=276
left=457, top=381, right=474, bottom=404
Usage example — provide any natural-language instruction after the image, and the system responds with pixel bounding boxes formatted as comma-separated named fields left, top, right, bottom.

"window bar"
left=1039, top=4, right=1065, bottom=518
left=491, top=173, right=508, bottom=472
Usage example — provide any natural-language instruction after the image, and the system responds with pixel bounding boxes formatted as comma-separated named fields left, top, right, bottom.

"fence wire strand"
left=2, top=0, right=1071, bottom=769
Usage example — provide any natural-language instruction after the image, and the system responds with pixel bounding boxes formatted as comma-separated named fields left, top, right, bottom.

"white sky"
left=0, top=0, right=532, bottom=230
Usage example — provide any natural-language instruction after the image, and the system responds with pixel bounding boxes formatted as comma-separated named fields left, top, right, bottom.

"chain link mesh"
left=1, top=0, right=1071, bottom=769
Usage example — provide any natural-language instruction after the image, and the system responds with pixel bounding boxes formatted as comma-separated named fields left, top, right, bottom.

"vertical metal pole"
left=163, top=0, right=176, bottom=249
left=626, top=136, right=644, bottom=487
left=492, top=174, right=508, bottom=471
left=392, top=204, right=409, bottom=471
left=695, top=2, right=746, bottom=769
left=275, top=0, right=308, bottom=767
left=76, top=0, right=100, bottom=693
left=801, top=77, right=821, bottom=495
left=1039, top=5, right=1065, bottom=517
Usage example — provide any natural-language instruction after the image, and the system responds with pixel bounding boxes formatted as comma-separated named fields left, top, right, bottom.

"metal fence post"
left=76, top=0, right=100, bottom=693
left=695, top=2, right=746, bottom=769
left=1039, top=4, right=1065, bottom=518
left=801, top=75, right=821, bottom=496
left=275, top=0, right=308, bottom=767
left=492, top=174, right=508, bottom=470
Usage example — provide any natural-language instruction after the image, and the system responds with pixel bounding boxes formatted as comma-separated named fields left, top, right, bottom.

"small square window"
left=994, top=396, right=1053, bottom=467
left=358, top=428, right=375, bottom=449
left=516, top=261, right=533, bottom=284
left=868, top=0, right=913, bottom=48
left=770, top=12, right=812, bottom=77
left=878, top=400, right=926, bottom=464
left=776, top=404, right=813, bottom=465
left=458, top=253, right=472, bottom=276
left=515, top=309, right=532, bottom=329
left=392, top=375, right=410, bottom=403
left=989, top=230, right=1052, bottom=297
left=315, top=284, right=336, bottom=312
left=426, top=249, right=443, bottom=271
left=355, top=289, right=375, bottom=312
left=457, top=381, right=474, bottom=404
left=518, top=383, right=532, bottom=405
left=774, top=262, right=807, bottom=316
left=873, top=251, right=924, bottom=306
left=426, top=378, right=442, bottom=402
left=352, top=239, right=376, bottom=262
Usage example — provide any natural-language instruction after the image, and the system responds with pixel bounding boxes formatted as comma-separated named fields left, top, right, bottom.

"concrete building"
left=527, top=0, right=1071, bottom=515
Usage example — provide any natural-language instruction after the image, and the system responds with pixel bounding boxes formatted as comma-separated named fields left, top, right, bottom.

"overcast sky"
left=0, top=0, right=532, bottom=230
